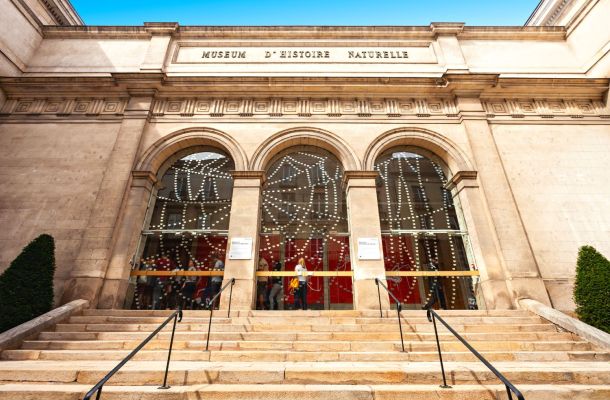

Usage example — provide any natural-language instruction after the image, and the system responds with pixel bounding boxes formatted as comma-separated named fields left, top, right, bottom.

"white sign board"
left=229, top=237, right=253, bottom=260
left=357, top=237, right=381, bottom=260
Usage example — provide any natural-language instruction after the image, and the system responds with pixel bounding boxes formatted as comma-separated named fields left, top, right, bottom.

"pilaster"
left=456, top=95, right=552, bottom=307
left=97, top=171, right=157, bottom=308
left=140, top=23, right=178, bottom=72
left=219, top=171, right=265, bottom=311
left=446, top=172, right=512, bottom=309
left=61, top=96, right=152, bottom=307
left=430, top=22, right=468, bottom=73
left=343, top=171, right=390, bottom=310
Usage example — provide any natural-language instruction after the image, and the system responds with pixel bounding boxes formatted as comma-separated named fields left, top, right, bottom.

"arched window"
left=127, top=147, right=234, bottom=310
left=258, top=146, right=352, bottom=310
left=375, top=147, right=477, bottom=310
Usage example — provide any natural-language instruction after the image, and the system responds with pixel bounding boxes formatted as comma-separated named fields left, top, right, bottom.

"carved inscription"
left=174, top=45, right=436, bottom=64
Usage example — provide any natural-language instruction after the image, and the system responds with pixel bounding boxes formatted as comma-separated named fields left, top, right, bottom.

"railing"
left=374, top=278, right=405, bottom=352
left=205, top=277, right=236, bottom=351
left=82, top=307, right=183, bottom=400
left=426, top=308, right=525, bottom=400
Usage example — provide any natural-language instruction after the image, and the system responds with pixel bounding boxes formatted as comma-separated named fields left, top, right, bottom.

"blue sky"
left=71, top=0, right=541, bottom=26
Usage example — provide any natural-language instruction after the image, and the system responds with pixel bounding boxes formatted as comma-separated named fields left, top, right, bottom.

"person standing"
left=294, top=257, right=308, bottom=310
left=208, top=253, right=224, bottom=309
left=268, top=261, right=283, bottom=310
left=422, top=257, right=447, bottom=310
left=257, top=258, right=270, bottom=310
left=180, top=259, right=198, bottom=310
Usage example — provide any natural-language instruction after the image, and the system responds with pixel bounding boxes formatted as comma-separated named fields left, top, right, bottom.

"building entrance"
left=375, top=147, right=479, bottom=310
left=258, top=234, right=352, bottom=310
left=126, top=148, right=234, bottom=310
left=258, top=146, right=353, bottom=310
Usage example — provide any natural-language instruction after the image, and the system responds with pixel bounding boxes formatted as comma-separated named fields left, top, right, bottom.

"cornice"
left=0, top=74, right=607, bottom=100
left=40, top=24, right=567, bottom=41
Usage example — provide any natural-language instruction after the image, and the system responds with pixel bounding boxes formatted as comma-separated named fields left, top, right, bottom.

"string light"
left=374, top=149, right=476, bottom=310
left=131, top=150, right=234, bottom=310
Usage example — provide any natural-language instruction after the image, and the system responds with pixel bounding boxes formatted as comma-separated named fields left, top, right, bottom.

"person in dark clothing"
left=268, top=261, right=283, bottom=310
left=422, top=257, right=447, bottom=310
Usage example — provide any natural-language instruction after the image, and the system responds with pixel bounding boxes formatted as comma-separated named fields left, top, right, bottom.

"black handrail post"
left=396, top=303, right=405, bottom=352
left=159, top=307, right=182, bottom=389
left=205, top=305, right=214, bottom=352
left=506, top=385, right=514, bottom=400
left=375, top=278, right=382, bottom=318
left=428, top=309, right=451, bottom=388
left=204, top=278, right=238, bottom=353
left=374, top=278, right=406, bottom=353
left=227, top=278, right=234, bottom=318
left=82, top=308, right=182, bottom=400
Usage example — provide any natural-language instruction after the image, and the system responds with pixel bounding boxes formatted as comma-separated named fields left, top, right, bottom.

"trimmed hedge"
left=0, top=234, right=56, bottom=332
left=573, top=245, right=610, bottom=333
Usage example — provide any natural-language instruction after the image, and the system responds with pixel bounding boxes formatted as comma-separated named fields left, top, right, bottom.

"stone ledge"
left=0, top=299, right=89, bottom=351
left=519, top=298, right=610, bottom=350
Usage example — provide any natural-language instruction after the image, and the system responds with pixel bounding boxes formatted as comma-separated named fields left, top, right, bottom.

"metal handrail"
left=426, top=308, right=525, bottom=399
left=205, top=278, right=236, bottom=351
left=374, top=278, right=406, bottom=352
left=82, top=307, right=183, bottom=400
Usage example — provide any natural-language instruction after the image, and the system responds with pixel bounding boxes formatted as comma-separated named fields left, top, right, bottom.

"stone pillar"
left=61, top=96, right=152, bottom=307
left=344, top=171, right=390, bottom=310
left=446, top=172, right=512, bottom=309
left=97, top=172, right=156, bottom=308
left=457, top=96, right=551, bottom=307
left=219, top=171, right=265, bottom=311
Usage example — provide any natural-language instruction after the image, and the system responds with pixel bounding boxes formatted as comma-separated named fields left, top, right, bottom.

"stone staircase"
left=0, top=309, right=609, bottom=399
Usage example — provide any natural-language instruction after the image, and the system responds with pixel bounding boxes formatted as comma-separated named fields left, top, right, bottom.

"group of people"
left=134, top=254, right=225, bottom=310
left=256, top=257, right=310, bottom=310
left=137, top=254, right=461, bottom=311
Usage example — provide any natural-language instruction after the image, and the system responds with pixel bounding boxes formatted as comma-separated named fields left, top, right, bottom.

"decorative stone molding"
left=0, top=97, right=128, bottom=117
left=131, top=171, right=158, bottom=187
left=342, top=171, right=379, bottom=189
left=249, top=126, right=360, bottom=171
left=231, top=170, right=266, bottom=184
left=444, top=171, right=478, bottom=191
left=482, top=98, right=610, bottom=119
left=150, top=97, right=459, bottom=118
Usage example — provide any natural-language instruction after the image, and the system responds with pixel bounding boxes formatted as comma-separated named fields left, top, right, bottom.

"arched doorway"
left=126, top=147, right=234, bottom=310
left=374, top=147, right=477, bottom=310
left=258, top=146, right=352, bottom=310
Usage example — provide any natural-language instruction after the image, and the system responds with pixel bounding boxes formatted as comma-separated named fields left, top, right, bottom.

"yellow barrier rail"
left=130, top=270, right=480, bottom=277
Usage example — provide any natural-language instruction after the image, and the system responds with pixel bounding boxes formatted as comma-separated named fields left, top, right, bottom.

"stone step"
left=4, top=349, right=608, bottom=362
left=81, top=309, right=533, bottom=318
left=1, top=361, right=609, bottom=386
left=20, top=339, right=593, bottom=352
left=0, top=383, right=608, bottom=400
left=52, top=322, right=560, bottom=333
left=36, top=329, right=579, bottom=342
left=67, top=315, right=544, bottom=325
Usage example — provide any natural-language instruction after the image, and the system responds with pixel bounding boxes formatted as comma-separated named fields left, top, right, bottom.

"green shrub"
left=0, top=234, right=56, bottom=332
left=573, top=245, right=610, bottom=333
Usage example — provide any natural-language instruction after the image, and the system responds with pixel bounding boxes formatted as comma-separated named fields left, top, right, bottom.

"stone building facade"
left=0, top=0, right=608, bottom=312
